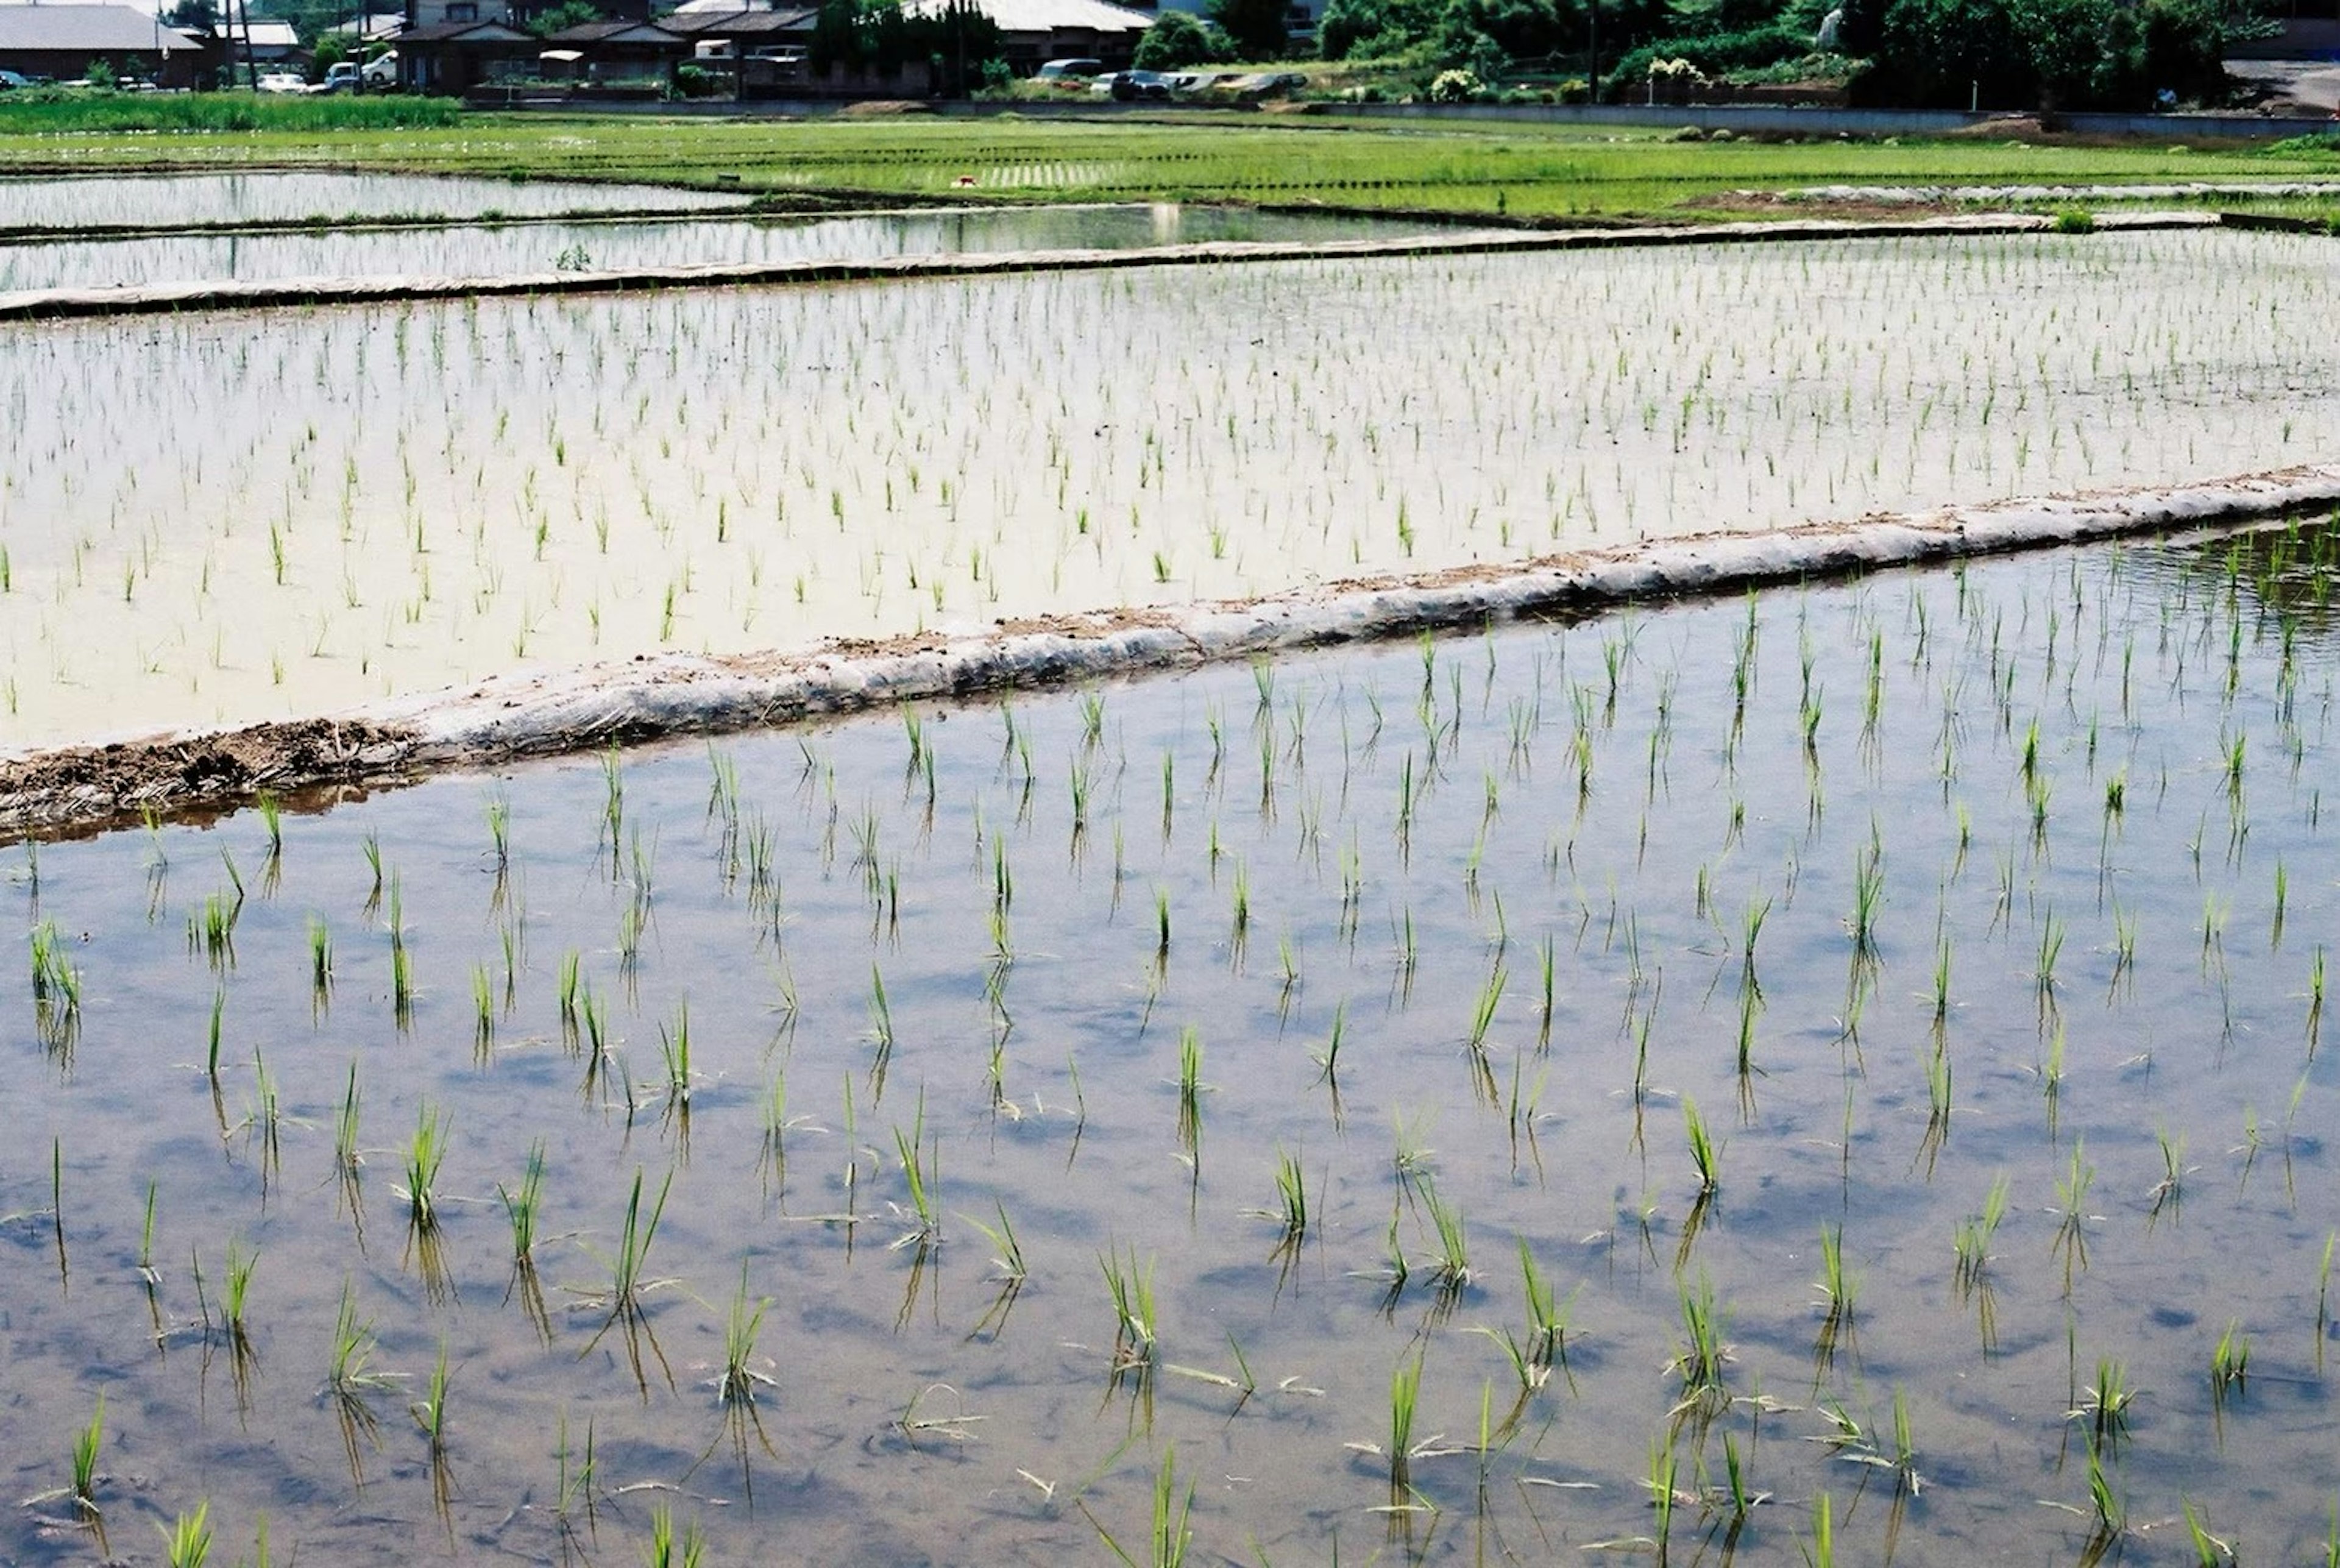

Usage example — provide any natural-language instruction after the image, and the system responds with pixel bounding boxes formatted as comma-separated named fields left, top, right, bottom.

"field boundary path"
left=5, top=461, right=2336, bottom=835
left=0, top=207, right=2225, bottom=322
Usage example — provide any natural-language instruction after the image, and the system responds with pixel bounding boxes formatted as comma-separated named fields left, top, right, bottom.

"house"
left=540, top=16, right=687, bottom=81
left=319, top=10, right=408, bottom=43
left=394, top=16, right=536, bottom=88
left=659, top=8, right=814, bottom=93
left=906, top=0, right=1149, bottom=74
left=0, top=3, right=204, bottom=84
left=228, top=16, right=301, bottom=62
left=402, top=0, right=641, bottom=31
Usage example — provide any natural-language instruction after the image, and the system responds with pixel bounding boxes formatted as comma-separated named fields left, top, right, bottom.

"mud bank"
left=0, top=208, right=2213, bottom=321
left=5, top=463, right=2335, bottom=835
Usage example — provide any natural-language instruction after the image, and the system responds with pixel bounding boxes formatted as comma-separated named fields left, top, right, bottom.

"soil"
left=7, top=464, right=2335, bottom=838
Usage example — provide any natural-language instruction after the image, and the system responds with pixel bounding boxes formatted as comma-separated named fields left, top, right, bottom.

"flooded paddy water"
left=9, top=224, right=2340, bottom=751
left=7, top=519, right=2340, bottom=1564
left=0, top=204, right=1483, bottom=293
left=0, top=170, right=751, bottom=232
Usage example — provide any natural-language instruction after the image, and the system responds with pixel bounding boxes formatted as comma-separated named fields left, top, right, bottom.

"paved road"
left=2229, top=59, right=2340, bottom=113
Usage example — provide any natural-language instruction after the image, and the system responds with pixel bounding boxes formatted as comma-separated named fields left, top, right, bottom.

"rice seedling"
left=578, top=1168, right=678, bottom=1393
left=29, top=920, right=82, bottom=1054
left=2210, top=1319, right=2249, bottom=1408
left=965, top=1200, right=1028, bottom=1285
left=1175, top=1025, right=1204, bottom=1155
left=222, top=1238, right=259, bottom=1344
left=247, top=1045, right=283, bottom=1185
left=1670, top=1271, right=1730, bottom=1411
left=1101, top=1246, right=1158, bottom=1372
left=1813, top=1221, right=1859, bottom=1370
left=324, top=1279, right=395, bottom=1481
left=138, top=1179, right=159, bottom=1285
left=2069, top=1358, right=2136, bottom=1453
left=1953, top=1172, right=2010, bottom=1294
left=158, top=1502, right=212, bottom=1568
left=890, top=1091, right=941, bottom=1250
left=716, top=1263, right=775, bottom=1408
left=401, top=1103, right=448, bottom=1230
left=69, top=1391, right=104, bottom=1520
left=2051, top=1140, right=2094, bottom=1286
left=1682, top=1098, right=1721, bottom=1199
left=500, top=1139, right=547, bottom=1269
left=644, top=1504, right=708, bottom=1568
left=1256, top=1148, right=1308, bottom=1244
left=2182, top=1500, right=2233, bottom=1567
left=1310, top=998, right=1348, bottom=1090
left=1422, top=1183, right=1472, bottom=1298
left=658, top=1001, right=694, bottom=1114
left=1087, top=1445, right=1194, bottom=1568
left=308, top=916, right=333, bottom=1007
left=2147, top=1126, right=2193, bottom=1226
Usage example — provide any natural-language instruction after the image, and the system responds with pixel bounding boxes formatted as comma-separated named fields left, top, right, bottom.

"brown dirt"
left=0, top=718, right=410, bottom=839
left=4, top=470, right=2330, bottom=840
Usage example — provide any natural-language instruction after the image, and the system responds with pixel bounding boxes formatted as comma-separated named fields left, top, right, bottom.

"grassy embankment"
left=0, top=94, right=2335, bottom=221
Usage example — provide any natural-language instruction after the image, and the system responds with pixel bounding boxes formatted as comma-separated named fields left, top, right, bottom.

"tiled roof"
left=0, top=4, right=202, bottom=52
left=906, top=0, right=1152, bottom=32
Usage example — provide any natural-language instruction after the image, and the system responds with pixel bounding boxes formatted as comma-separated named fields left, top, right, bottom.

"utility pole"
left=1586, top=0, right=1598, bottom=104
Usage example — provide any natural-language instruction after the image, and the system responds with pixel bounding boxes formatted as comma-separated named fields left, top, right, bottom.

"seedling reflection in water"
left=324, top=1279, right=399, bottom=1484
left=575, top=1168, right=678, bottom=1394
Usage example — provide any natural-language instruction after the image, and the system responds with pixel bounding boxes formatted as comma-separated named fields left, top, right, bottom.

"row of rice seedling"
left=0, top=204, right=1441, bottom=294
left=8, top=227, right=2340, bottom=751
left=5, top=521, right=2338, bottom=1560
left=0, top=169, right=743, bottom=233
left=10, top=112, right=2331, bottom=219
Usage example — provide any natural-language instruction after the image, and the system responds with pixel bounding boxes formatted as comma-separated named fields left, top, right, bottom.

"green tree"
left=1135, top=10, right=1233, bottom=66
left=527, top=0, right=606, bottom=35
left=1209, top=0, right=1292, bottom=59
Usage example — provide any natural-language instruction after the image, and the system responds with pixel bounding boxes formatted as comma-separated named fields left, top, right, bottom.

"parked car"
left=1099, top=69, right=1170, bottom=101
left=255, top=71, right=308, bottom=93
left=363, top=50, right=397, bottom=85
left=317, top=60, right=362, bottom=92
left=1034, top=57, right=1102, bottom=81
left=1225, top=69, right=1307, bottom=101
left=0, top=68, right=30, bottom=90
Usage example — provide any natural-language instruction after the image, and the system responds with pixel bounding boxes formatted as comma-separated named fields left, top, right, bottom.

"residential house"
left=0, top=4, right=205, bottom=85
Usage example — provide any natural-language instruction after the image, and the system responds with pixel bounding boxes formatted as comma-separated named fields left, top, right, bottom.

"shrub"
left=1135, top=10, right=1233, bottom=67
left=1428, top=65, right=1481, bottom=98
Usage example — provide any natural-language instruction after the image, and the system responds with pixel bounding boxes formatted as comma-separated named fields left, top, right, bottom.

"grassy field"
left=1, top=96, right=2337, bottom=218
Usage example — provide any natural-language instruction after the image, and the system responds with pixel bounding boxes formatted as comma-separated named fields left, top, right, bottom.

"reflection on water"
left=0, top=169, right=750, bottom=232
left=4, top=531, right=2340, bottom=1563
left=0, top=202, right=1484, bottom=292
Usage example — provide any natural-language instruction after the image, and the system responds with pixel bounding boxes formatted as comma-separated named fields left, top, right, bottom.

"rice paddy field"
left=0, top=201, right=1473, bottom=293
left=9, top=519, right=2340, bottom=1565
left=0, top=108, right=2338, bottom=222
left=7, top=146, right=2340, bottom=1566
left=0, top=169, right=750, bottom=231
left=9, top=216, right=2340, bottom=752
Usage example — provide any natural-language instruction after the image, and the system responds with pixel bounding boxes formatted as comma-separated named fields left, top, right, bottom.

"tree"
left=526, top=0, right=604, bottom=35
left=1208, top=0, right=1291, bottom=59
left=1317, top=0, right=1442, bottom=57
left=164, top=0, right=219, bottom=30
left=1439, top=0, right=1573, bottom=62
left=1135, top=11, right=1232, bottom=66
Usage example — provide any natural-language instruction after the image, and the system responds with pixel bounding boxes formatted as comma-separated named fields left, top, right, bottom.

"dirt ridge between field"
left=0, top=208, right=2216, bottom=322
left=5, top=460, right=2336, bottom=836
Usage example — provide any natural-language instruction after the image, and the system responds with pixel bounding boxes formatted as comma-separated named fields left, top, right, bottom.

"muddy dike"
left=7, top=461, right=2335, bottom=835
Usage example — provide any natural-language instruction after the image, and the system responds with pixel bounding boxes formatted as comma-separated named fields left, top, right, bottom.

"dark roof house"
left=395, top=16, right=537, bottom=89
left=0, top=4, right=205, bottom=84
